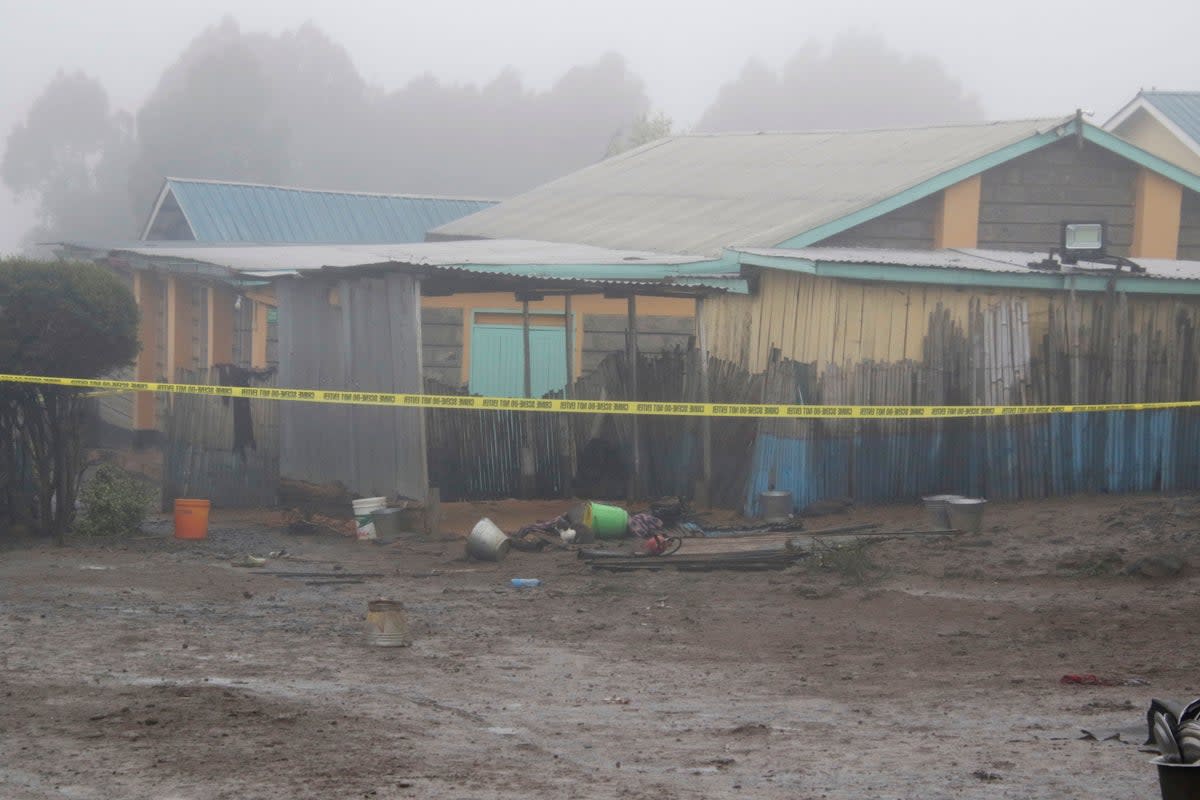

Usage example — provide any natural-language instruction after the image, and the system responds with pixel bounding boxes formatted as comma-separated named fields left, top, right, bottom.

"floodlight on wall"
left=1060, top=222, right=1106, bottom=262
left=1028, top=220, right=1145, bottom=273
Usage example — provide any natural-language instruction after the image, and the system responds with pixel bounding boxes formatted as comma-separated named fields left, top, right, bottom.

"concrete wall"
left=977, top=140, right=1138, bottom=255
left=1180, top=189, right=1200, bottom=261
left=581, top=314, right=694, bottom=372
left=820, top=194, right=938, bottom=249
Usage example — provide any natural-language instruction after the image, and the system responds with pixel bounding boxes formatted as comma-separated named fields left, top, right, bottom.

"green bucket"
left=583, top=502, right=629, bottom=539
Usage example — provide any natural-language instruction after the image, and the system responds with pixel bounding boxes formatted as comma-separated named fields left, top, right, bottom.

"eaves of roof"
left=774, top=118, right=1200, bottom=250
left=735, top=247, right=1200, bottom=296
left=1105, top=92, right=1200, bottom=161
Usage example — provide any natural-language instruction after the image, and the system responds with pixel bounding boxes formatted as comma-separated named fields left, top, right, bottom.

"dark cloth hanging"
left=215, top=364, right=276, bottom=459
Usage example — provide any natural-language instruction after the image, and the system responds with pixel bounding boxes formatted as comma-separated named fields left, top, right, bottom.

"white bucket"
left=352, top=497, right=388, bottom=540
left=465, top=517, right=511, bottom=561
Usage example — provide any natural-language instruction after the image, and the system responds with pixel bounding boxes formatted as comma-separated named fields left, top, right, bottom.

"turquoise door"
left=469, top=324, right=568, bottom=397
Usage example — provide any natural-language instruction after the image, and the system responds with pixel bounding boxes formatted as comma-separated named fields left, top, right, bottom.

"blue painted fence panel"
left=745, top=410, right=1200, bottom=515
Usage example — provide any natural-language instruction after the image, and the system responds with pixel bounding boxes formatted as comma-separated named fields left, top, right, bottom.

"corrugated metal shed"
left=430, top=118, right=1072, bottom=255
left=1142, top=92, right=1200, bottom=149
left=143, top=178, right=497, bottom=243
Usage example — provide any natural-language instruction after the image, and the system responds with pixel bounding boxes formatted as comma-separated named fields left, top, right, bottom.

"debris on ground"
left=1124, top=553, right=1186, bottom=578
left=1060, top=674, right=1149, bottom=687
left=284, top=508, right=355, bottom=537
left=7, top=491, right=1200, bottom=797
left=798, top=497, right=855, bottom=517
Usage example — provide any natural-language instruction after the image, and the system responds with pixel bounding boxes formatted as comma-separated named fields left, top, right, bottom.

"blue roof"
left=143, top=178, right=497, bottom=244
left=1143, top=92, right=1200, bottom=147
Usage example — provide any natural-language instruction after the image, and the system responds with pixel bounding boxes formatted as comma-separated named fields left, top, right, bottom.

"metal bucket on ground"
left=352, top=497, right=387, bottom=540
left=947, top=497, right=987, bottom=534
left=365, top=600, right=409, bottom=647
left=466, top=518, right=511, bottom=561
left=759, top=490, right=794, bottom=522
left=1153, top=757, right=1200, bottom=800
left=371, top=508, right=404, bottom=540
left=921, top=494, right=962, bottom=530
left=582, top=502, right=629, bottom=539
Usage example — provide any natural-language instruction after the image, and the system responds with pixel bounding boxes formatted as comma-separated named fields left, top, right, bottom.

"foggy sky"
left=2, top=0, right=1199, bottom=253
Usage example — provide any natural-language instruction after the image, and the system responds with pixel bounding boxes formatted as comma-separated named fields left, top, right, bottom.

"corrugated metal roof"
left=147, top=178, right=498, bottom=243
left=431, top=118, right=1072, bottom=255
left=85, top=239, right=746, bottom=293
left=1142, top=92, right=1200, bottom=148
left=106, top=239, right=717, bottom=270
left=737, top=246, right=1200, bottom=281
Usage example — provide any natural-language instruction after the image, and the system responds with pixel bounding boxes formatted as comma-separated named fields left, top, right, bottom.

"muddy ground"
left=3, top=493, right=1200, bottom=799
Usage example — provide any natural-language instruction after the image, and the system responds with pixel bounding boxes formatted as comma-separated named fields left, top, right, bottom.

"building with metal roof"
left=141, top=177, right=498, bottom=243
left=432, top=115, right=1200, bottom=261
left=61, top=236, right=733, bottom=441
left=78, top=239, right=745, bottom=293
left=1107, top=91, right=1200, bottom=173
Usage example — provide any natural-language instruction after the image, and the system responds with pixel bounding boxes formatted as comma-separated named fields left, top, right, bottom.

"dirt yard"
left=3, top=493, right=1199, bottom=799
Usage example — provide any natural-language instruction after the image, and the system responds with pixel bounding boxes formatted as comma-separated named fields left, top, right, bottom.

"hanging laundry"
left=215, top=364, right=276, bottom=459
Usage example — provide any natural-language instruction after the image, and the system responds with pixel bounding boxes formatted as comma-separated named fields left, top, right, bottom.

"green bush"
left=809, top=538, right=882, bottom=585
left=0, top=257, right=139, bottom=542
left=75, top=465, right=153, bottom=537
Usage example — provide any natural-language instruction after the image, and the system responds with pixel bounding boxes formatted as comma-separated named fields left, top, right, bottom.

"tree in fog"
left=369, top=52, right=649, bottom=196
left=4, top=19, right=653, bottom=245
left=1, top=72, right=137, bottom=244
left=606, top=110, right=674, bottom=156
left=697, top=31, right=984, bottom=132
left=129, top=18, right=365, bottom=215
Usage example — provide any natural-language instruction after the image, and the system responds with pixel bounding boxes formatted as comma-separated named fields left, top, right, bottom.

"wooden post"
left=520, top=296, right=535, bottom=497
left=207, top=285, right=234, bottom=367
left=563, top=294, right=574, bottom=395
left=132, top=272, right=162, bottom=437
left=338, top=279, right=358, bottom=491
left=251, top=301, right=270, bottom=369
left=626, top=295, right=640, bottom=500
left=562, top=293, right=576, bottom=498
left=413, top=279, right=434, bottom=533
left=695, top=296, right=712, bottom=508
left=165, top=275, right=194, bottom=385
left=522, top=298, right=532, bottom=399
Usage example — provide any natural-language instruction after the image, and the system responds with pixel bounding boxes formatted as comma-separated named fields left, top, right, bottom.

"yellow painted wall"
left=702, top=270, right=1200, bottom=377
left=421, top=292, right=694, bottom=384
left=1132, top=168, right=1183, bottom=258
left=1114, top=110, right=1200, bottom=174
left=933, top=175, right=981, bottom=248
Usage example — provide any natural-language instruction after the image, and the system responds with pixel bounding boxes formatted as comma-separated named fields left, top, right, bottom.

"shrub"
left=809, top=538, right=881, bottom=585
left=75, top=465, right=153, bottom=538
left=0, top=258, right=139, bottom=542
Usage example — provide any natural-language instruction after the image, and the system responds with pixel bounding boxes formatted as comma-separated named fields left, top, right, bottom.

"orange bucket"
left=174, top=499, right=211, bottom=540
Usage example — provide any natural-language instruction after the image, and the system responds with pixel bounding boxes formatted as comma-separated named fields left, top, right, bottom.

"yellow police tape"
left=4, top=372, right=1199, bottom=419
